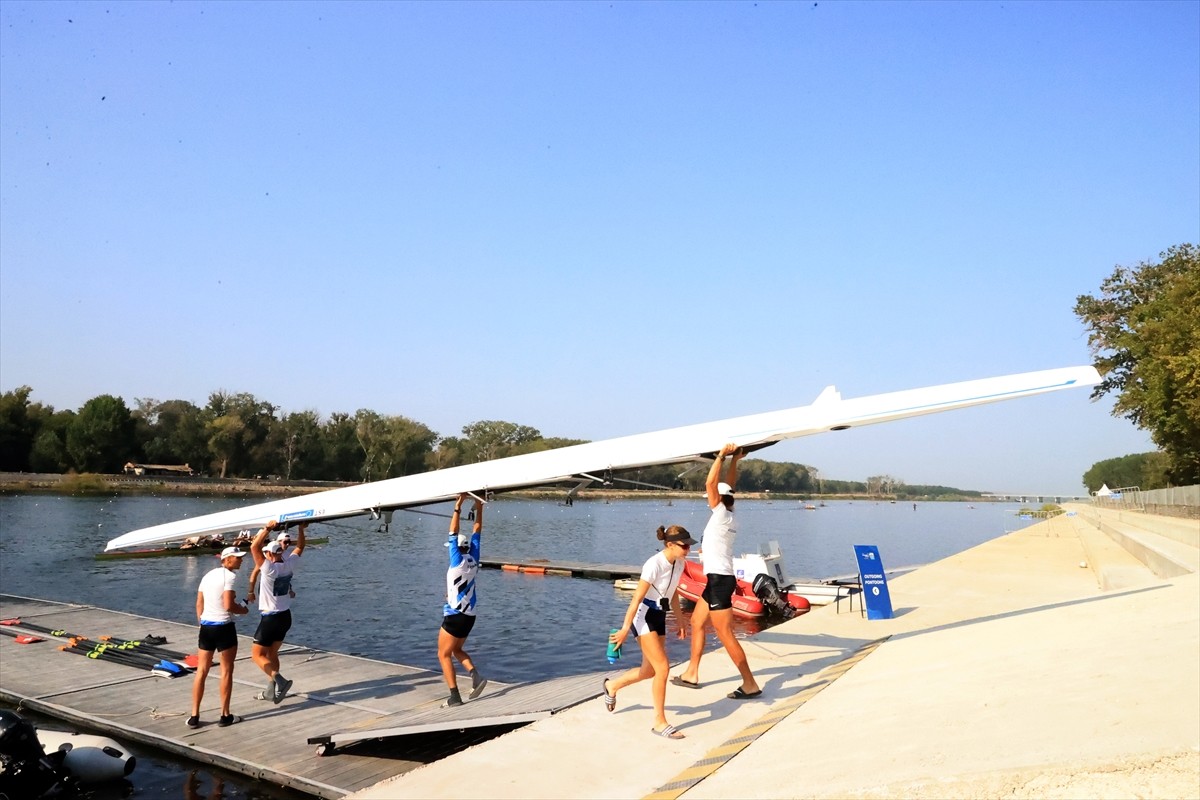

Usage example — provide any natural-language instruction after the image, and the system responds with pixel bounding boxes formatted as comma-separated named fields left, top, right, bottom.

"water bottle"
left=606, top=629, right=622, bottom=664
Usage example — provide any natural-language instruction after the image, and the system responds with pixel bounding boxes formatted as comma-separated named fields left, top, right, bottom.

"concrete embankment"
left=348, top=508, right=1199, bottom=800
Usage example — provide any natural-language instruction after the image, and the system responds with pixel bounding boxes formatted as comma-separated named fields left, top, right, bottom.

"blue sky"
left=2, top=1, right=1196, bottom=495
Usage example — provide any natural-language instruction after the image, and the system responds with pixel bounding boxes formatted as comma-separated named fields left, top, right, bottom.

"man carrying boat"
left=247, top=520, right=305, bottom=704
left=439, top=493, right=487, bottom=707
left=188, top=546, right=250, bottom=728
left=673, top=443, right=762, bottom=699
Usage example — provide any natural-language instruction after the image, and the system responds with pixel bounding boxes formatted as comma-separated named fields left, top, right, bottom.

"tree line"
left=0, top=386, right=979, bottom=497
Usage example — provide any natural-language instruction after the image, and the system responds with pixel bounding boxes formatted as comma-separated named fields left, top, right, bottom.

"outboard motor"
left=752, top=574, right=798, bottom=619
left=0, top=709, right=76, bottom=799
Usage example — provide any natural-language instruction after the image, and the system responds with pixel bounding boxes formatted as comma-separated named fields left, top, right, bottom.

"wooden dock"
left=481, top=556, right=640, bottom=579
left=0, top=595, right=607, bottom=798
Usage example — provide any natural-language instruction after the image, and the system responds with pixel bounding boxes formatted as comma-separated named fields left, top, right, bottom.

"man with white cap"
left=188, top=546, right=250, bottom=729
left=673, top=443, right=762, bottom=699
left=248, top=519, right=306, bottom=703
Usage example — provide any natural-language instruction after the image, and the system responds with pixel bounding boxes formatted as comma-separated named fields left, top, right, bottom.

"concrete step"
left=1114, top=512, right=1199, bottom=548
left=1064, top=513, right=1157, bottom=591
left=1063, top=504, right=1199, bottom=578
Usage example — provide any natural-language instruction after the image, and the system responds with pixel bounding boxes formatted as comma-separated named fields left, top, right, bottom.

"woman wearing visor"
left=602, top=524, right=696, bottom=739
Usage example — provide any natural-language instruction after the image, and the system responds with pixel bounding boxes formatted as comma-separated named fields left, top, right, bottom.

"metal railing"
left=1093, top=484, right=1200, bottom=519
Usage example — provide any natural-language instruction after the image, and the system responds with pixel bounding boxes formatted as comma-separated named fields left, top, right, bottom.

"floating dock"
left=480, top=556, right=640, bottom=579
left=0, top=594, right=606, bottom=798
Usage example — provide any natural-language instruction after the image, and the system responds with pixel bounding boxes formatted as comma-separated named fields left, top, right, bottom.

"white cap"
left=275, top=531, right=292, bottom=543
left=220, top=547, right=246, bottom=559
left=717, top=482, right=735, bottom=496
left=264, top=541, right=283, bottom=554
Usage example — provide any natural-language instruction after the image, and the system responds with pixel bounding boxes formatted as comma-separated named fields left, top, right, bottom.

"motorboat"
left=732, top=542, right=859, bottom=607
left=676, top=559, right=811, bottom=619
left=36, top=729, right=136, bottom=783
left=0, top=709, right=136, bottom=798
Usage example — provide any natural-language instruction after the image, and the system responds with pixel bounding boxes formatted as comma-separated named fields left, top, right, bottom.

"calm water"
left=0, top=493, right=1035, bottom=797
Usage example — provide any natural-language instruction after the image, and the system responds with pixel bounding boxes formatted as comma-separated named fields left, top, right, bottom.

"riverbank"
left=0, top=471, right=991, bottom=504
left=347, top=508, right=1199, bottom=800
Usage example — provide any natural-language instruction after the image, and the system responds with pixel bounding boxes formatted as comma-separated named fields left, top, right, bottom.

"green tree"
left=1075, top=244, right=1200, bottom=484
left=275, top=410, right=324, bottom=480
left=204, top=391, right=278, bottom=477
left=460, top=420, right=541, bottom=462
left=0, top=386, right=35, bottom=471
left=28, top=406, right=73, bottom=473
left=354, top=410, right=437, bottom=481
left=65, top=395, right=136, bottom=472
left=321, top=412, right=363, bottom=481
left=134, top=399, right=209, bottom=470
left=1082, top=452, right=1170, bottom=493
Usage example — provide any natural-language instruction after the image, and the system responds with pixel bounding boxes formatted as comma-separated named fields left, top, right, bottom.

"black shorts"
left=253, top=609, right=292, bottom=646
left=441, top=612, right=476, bottom=639
left=634, top=606, right=667, bottom=638
left=702, top=574, right=737, bottom=612
left=197, top=622, right=238, bottom=653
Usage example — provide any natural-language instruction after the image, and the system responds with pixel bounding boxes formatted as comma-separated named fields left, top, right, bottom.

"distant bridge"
left=982, top=493, right=1090, bottom=504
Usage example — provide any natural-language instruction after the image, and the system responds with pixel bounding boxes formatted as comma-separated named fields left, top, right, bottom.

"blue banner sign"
left=853, top=545, right=894, bottom=620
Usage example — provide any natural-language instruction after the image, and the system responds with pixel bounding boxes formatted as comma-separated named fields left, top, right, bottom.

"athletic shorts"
left=702, top=573, right=737, bottom=612
left=441, top=612, right=476, bottom=639
left=631, top=605, right=666, bottom=638
left=197, top=622, right=238, bottom=653
left=253, top=609, right=292, bottom=646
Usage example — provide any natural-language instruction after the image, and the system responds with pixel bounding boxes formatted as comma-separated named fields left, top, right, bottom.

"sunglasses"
left=673, top=542, right=691, bottom=550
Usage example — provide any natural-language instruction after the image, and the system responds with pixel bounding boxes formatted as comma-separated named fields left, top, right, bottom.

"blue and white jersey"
left=443, top=530, right=481, bottom=617
left=258, top=552, right=299, bottom=615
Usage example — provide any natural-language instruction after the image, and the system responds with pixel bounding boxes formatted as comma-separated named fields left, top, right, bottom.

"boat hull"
left=96, top=537, right=328, bottom=560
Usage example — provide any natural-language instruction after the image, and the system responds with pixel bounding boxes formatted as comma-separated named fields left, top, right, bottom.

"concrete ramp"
left=307, top=671, right=607, bottom=754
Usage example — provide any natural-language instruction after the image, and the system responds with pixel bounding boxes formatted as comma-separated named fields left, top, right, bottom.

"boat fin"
left=812, top=385, right=841, bottom=405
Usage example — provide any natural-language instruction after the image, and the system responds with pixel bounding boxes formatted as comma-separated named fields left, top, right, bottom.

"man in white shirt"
left=674, top=443, right=762, bottom=699
left=248, top=520, right=306, bottom=704
left=188, top=547, right=250, bottom=729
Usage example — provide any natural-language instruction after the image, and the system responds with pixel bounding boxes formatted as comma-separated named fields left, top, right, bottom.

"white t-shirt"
left=639, top=551, right=683, bottom=605
left=198, top=566, right=238, bottom=624
left=258, top=552, right=300, bottom=614
left=701, top=504, right=736, bottom=575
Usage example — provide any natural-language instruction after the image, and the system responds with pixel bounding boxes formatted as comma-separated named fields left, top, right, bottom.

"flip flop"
left=727, top=687, right=762, bottom=700
left=651, top=724, right=685, bottom=739
left=670, top=676, right=701, bottom=689
left=602, top=679, right=616, bottom=712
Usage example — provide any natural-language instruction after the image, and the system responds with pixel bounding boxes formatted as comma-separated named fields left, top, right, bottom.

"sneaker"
left=469, top=672, right=488, bottom=700
left=185, top=715, right=200, bottom=729
left=273, top=674, right=293, bottom=705
left=217, top=714, right=242, bottom=727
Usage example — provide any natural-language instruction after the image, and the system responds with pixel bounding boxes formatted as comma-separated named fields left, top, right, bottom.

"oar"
left=59, top=638, right=188, bottom=677
left=3, top=619, right=195, bottom=668
left=99, top=634, right=190, bottom=662
left=0, top=627, right=44, bottom=644
left=0, top=618, right=88, bottom=640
